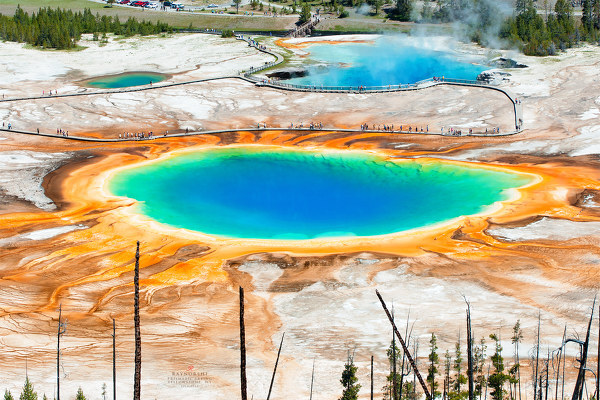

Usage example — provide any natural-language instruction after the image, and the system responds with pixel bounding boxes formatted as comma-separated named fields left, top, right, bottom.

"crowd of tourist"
left=359, top=123, right=431, bottom=133
left=0, top=121, right=505, bottom=140
left=246, top=39, right=268, bottom=52
left=286, top=122, right=324, bottom=130
left=442, top=127, right=462, bottom=136
left=118, top=131, right=156, bottom=140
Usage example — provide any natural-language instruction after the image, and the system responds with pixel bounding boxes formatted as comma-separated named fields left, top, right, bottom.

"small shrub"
left=76, top=387, right=86, bottom=400
left=221, top=29, right=234, bottom=38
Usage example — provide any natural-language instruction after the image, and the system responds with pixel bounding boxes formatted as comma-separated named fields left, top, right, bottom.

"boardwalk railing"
left=237, top=40, right=523, bottom=133
left=0, top=34, right=523, bottom=139
left=241, top=76, right=488, bottom=94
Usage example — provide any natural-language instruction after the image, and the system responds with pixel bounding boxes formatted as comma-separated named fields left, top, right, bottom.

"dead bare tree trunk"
left=561, top=330, right=566, bottom=400
left=57, top=304, right=61, bottom=400
left=393, top=310, right=398, bottom=400
left=133, top=241, right=141, bottom=400
left=545, top=352, right=549, bottom=400
left=571, top=297, right=596, bottom=400
left=376, top=290, right=431, bottom=400
left=399, top=312, right=412, bottom=400
left=414, top=340, right=419, bottom=400
left=534, top=312, right=541, bottom=400
left=240, top=286, right=247, bottom=400
left=310, top=358, right=315, bottom=400
left=555, top=327, right=566, bottom=400
left=466, top=300, right=474, bottom=400
left=57, top=304, right=66, bottom=400
left=113, top=318, right=116, bottom=400
left=371, top=355, right=374, bottom=400
left=596, top=304, right=599, bottom=400
left=266, top=333, right=285, bottom=400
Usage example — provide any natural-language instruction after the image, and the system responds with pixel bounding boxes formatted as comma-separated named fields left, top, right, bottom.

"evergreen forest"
left=0, top=6, right=173, bottom=50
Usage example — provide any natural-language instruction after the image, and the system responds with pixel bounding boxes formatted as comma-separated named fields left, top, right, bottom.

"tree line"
left=501, top=0, right=600, bottom=56
left=337, top=294, right=597, bottom=400
left=0, top=6, right=173, bottom=50
left=3, top=377, right=91, bottom=400
left=338, top=323, right=525, bottom=400
left=294, top=0, right=599, bottom=58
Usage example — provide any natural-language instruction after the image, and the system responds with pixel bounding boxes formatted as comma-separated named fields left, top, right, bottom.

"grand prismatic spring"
left=0, top=18, right=600, bottom=400
left=109, top=147, right=532, bottom=239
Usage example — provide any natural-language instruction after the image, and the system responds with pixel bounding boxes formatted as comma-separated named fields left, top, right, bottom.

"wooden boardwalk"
left=288, top=16, right=321, bottom=38
left=0, top=124, right=520, bottom=144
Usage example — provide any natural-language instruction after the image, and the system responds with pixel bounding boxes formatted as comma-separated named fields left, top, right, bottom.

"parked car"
left=146, top=2, right=159, bottom=8
left=207, top=3, right=218, bottom=7
left=171, top=3, right=184, bottom=10
left=119, top=0, right=130, bottom=4
left=163, top=1, right=172, bottom=6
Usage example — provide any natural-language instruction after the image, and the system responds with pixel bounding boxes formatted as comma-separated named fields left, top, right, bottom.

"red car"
left=119, top=0, right=130, bottom=4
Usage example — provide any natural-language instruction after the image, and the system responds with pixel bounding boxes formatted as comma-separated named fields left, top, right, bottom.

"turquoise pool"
left=287, top=36, right=487, bottom=87
left=109, top=147, right=531, bottom=240
left=85, top=72, right=166, bottom=88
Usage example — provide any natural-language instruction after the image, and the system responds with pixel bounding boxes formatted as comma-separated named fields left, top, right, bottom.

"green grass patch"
left=0, top=1, right=298, bottom=31
left=22, top=43, right=88, bottom=51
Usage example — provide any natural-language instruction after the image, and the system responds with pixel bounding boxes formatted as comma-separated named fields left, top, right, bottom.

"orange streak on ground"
left=257, top=130, right=297, bottom=145
left=274, top=38, right=373, bottom=50
left=3, top=130, right=600, bottom=312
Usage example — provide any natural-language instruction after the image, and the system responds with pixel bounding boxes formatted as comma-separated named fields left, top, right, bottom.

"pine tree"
left=488, top=334, right=509, bottom=400
left=371, top=0, right=384, bottom=15
left=427, top=333, right=439, bottom=399
left=511, top=321, right=523, bottom=400
left=444, top=350, right=452, bottom=400
left=450, top=339, right=467, bottom=400
left=339, top=352, right=361, bottom=400
left=19, top=377, right=37, bottom=400
left=383, top=340, right=402, bottom=400
left=395, top=0, right=412, bottom=21
left=515, top=0, right=529, bottom=15
left=582, top=0, right=594, bottom=30
left=75, top=388, right=86, bottom=400
left=4, top=390, right=14, bottom=400
left=473, top=338, right=487, bottom=398
left=554, top=0, right=574, bottom=32
left=593, top=0, right=600, bottom=29
left=299, top=3, right=312, bottom=23
left=233, top=0, right=242, bottom=13
left=402, top=381, right=417, bottom=400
